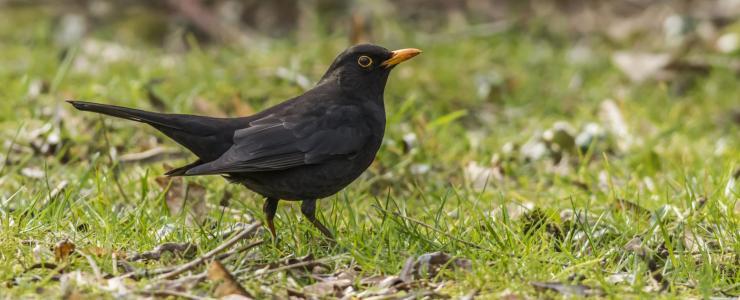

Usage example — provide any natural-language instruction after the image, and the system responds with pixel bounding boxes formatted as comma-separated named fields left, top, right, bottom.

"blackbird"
left=68, top=44, right=420, bottom=240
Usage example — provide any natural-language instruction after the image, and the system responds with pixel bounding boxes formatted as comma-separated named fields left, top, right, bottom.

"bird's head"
left=318, top=44, right=421, bottom=100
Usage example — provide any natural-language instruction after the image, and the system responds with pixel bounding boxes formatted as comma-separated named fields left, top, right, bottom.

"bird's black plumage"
left=68, top=44, right=421, bottom=240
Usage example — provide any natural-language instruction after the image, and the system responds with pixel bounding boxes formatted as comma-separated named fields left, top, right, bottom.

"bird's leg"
left=300, top=199, right=335, bottom=240
left=262, top=197, right=279, bottom=241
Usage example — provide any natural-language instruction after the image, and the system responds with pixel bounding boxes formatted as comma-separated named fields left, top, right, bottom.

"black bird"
left=68, top=44, right=421, bottom=240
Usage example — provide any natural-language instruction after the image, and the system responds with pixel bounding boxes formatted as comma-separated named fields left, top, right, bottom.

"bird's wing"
left=184, top=105, right=372, bottom=175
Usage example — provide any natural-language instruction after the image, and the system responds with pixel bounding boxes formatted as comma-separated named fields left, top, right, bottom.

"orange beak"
left=381, top=48, right=422, bottom=68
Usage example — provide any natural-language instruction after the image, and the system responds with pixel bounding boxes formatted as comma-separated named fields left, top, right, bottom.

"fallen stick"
left=155, top=222, right=261, bottom=280
left=236, top=254, right=348, bottom=279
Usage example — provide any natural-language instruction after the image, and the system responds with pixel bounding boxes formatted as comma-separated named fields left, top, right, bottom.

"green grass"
left=1, top=6, right=738, bottom=299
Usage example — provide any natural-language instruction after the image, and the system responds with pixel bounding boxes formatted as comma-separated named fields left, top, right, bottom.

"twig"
left=155, top=222, right=261, bottom=280
left=129, top=242, right=196, bottom=262
left=117, top=239, right=263, bottom=280
left=119, top=146, right=188, bottom=163
left=237, top=254, right=347, bottom=279
left=215, top=240, right=264, bottom=261
left=218, top=222, right=259, bottom=239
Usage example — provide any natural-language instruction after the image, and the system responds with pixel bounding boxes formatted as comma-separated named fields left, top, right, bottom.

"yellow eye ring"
left=357, top=55, right=373, bottom=68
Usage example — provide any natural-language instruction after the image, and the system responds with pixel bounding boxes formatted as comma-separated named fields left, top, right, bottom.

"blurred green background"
left=0, top=0, right=738, bottom=298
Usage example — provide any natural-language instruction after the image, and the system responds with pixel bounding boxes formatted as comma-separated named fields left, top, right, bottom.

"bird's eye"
left=357, top=55, right=373, bottom=68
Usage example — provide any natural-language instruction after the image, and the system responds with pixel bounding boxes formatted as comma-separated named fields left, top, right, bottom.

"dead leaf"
left=156, top=177, right=207, bottom=225
left=47, top=180, right=69, bottom=202
left=599, top=99, right=632, bottom=151
left=208, top=260, right=253, bottom=298
left=464, top=161, right=503, bottom=191
left=359, top=275, right=401, bottom=288
left=399, top=256, right=415, bottom=283
left=606, top=272, right=635, bottom=284
left=21, top=167, right=44, bottom=179
left=54, top=239, right=76, bottom=262
left=531, top=281, right=604, bottom=297
left=302, top=279, right=352, bottom=297
left=624, top=238, right=669, bottom=292
left=625, top=237, right=647, bottom=256
left=612, top=51, right=672, bottom=82
left=402, top=252, right=472, bottom=281
left=486, top=202, right=534, bottom=222
left=155, top=223, right=176, bottom=240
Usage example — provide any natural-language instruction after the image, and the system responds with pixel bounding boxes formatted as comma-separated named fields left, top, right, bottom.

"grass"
left=0, top=6, right=738, bottom=299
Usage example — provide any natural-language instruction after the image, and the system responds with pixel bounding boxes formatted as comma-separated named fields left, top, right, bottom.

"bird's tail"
left=67, top=101, right=182, bottom=129
left=67, top=100, right=244, bottom=164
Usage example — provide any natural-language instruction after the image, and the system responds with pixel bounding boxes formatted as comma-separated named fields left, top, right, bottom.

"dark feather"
left=67, top=100, right=248, bottom=162
left=184, top=105, right=372, bottom=175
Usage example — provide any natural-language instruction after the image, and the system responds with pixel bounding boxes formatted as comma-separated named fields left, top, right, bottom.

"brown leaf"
left=54, top=239, right=75, bottom=262
left=614, top=198, right=650, bottom=216
left=302, top=279, right=351, bottom=298
left=359, top=275, right=395, bottom=286
left=378, top=276, right=404, bottom=288
left=401, top=252, right=472, bottom=282
left=416, top=252, right=472, bottom=277
left=624, top=237, right=646, bottom=255
left=399, top=256, right=415, bottom=283
left=207, top=260, right=252, bottom=298
left=156, top=177, right=207, bottom=225
left=531, top=281, right=604, bottom=297
left=464, top=161, right=503, bottom=191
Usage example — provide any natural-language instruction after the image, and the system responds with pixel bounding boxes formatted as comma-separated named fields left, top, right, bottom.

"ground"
left=0, top=4, right=738, bottom=299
